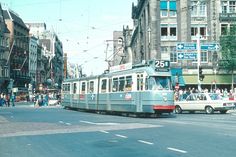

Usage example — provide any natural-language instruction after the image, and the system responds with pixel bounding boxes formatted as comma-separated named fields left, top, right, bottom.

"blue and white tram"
left=61, top=60, right=175, bottom=115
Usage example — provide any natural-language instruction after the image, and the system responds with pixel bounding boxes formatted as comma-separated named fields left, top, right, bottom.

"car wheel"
left=220, top=110, right=227, bottom=114
left=175, top=106, right=182, bottom=114
left=205, top=106, right=214, bottom=114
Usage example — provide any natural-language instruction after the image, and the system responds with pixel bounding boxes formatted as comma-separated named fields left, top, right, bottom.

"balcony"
left=219, top=13, right=236, bottom=22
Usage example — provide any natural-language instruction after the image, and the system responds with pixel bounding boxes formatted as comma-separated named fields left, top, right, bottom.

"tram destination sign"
left=176, top=43, right=220, bottom=51
left=155, top=60, right=170, bottom=72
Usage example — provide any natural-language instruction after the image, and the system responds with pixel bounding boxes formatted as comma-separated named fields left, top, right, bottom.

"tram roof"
left=63, top=62, right=171, bottom=83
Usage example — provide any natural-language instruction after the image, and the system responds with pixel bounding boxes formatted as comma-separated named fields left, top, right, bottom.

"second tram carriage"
left=61, top=60, right=175, bottom=116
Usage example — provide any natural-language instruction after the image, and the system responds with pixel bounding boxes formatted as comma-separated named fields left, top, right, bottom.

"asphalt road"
left=0, top=105, right=236, bottom=157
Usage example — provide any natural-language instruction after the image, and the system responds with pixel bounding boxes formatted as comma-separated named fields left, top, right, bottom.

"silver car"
left=175, top=93, right=235, bottom=114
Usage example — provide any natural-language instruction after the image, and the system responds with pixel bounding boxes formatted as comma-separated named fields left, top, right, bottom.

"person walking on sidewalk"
left=10, top=93, right=16, bottom=107
left=6, top=94, right=10, bottom=107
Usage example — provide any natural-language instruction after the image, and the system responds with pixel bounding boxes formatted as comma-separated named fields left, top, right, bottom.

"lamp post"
left=197, top=33, right=202, bottom=92
left=214, top=68, right=217, bottom=90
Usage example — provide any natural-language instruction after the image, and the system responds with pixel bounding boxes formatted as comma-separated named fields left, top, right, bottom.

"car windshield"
left=148, top=76, right=171, bottom=90
left=209, top=93, right=222, bottom=100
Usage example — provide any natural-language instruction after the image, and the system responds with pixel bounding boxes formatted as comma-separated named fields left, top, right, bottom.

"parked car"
left=175, top=93, right=236, bottom=114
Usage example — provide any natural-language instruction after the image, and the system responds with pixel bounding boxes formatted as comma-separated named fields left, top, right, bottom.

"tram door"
left=136, top=74, right=144, bottom=112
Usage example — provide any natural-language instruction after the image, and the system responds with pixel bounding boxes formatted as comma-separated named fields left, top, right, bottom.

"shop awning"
left=171, top=68, right=185, bottom=86
left=183, top=74, right=233, bottom=85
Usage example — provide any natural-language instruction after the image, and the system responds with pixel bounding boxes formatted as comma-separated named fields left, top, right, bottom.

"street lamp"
left=213, top=68, right=217, bottom=90
left=196, top=33, right=202, bottom=92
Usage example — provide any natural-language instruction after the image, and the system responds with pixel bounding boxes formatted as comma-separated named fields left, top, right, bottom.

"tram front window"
left=149, top=76, right=171, bottom=90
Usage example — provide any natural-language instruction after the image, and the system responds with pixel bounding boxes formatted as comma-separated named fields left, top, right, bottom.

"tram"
left=61, top=60, right=175, bottom=116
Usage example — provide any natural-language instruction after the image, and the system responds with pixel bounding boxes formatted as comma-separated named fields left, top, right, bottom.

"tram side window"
left=101, top=79, right=107, bottom=93
left=67, top=84, right=70, bottom=92
left=112, top=78, right=118, bottom=92
left=89, top=81, right=94, bottom=93
left=125, top=76, right=132, bottom=91
left=81, top=82, right=86, bottom=94
left=73, top=83, right=77, bottom=94
left=137, top=74, right=144, bottom=91
left=64, top=84, right=70, bottom=92
left=119, top=77, right=125, bottom=91
left=109, top=78, right=112, bottom=92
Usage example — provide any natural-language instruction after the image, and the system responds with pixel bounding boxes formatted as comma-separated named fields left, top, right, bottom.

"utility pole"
left=197, top=34, right=201, bottom=92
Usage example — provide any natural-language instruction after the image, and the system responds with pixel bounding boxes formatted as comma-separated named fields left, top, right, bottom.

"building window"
left=191, top=27, right=198, bottom=36
left=200, top=27, right=207, bottom=36
left=201, top=51, right=207, bottom=62
left=161, top=46, right=168, bottom=53
left=161, top=27, right=168, bottom=39
left=221, top=24, right=228, bottom=35
left=199, top=2, right=206, bottom=16
left=161, top=24, right=177, bottom=40
left=229, top=1, right=236, bottom=13
left=170, top=27, right=177, bottom=36
left=191, top=1, right=207, bottom=17
left=222, top=1, right=228, bottom=13
left=160, top=0, right=177, bottom=17
left=191, top=25, right=207, bottom=40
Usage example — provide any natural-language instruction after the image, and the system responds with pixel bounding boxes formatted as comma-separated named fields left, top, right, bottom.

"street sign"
left=177, top=52, right=197, bottom=60
left=201, top=43, right=220, bottom=51
left=176, top=43, right=220, bottom=51
left=176, top=43, right=197, bottom=50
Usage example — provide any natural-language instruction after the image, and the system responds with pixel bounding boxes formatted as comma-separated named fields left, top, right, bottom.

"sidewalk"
left=14, top=101, right=62, bottom=108
left=15, top=101, right=34, bottom=107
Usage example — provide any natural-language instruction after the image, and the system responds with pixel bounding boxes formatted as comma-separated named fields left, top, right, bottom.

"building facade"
left=27, top=23, right=64, bottom=90
left=28, top=36, right=38, bottom=86
left=129, top=0, right=236, bottom=90
left=3, top=8, right=31, bottom=92
left=0, top=4, right=10, bottom=93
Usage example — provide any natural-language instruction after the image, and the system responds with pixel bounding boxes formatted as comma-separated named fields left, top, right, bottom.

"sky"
left=0, top=0, right=135, bottom=75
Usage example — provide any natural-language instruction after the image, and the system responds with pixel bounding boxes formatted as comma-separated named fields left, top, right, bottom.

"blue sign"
left=177, top=52, right=197, bottom=60
left=177, top=43, right=220, bottom=51
left=201, top=43, right=220, bottom=51
left=176, top=43, right=197, bottom=50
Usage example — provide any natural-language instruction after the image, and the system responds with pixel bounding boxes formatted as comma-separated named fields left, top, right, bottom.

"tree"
left=219, top=25, right=236, bottom=90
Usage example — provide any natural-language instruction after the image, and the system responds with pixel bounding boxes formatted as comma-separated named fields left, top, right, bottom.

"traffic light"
left=199, top=67, right=205, bottom=81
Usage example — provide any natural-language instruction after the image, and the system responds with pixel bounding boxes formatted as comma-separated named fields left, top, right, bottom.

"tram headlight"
left=163, top=96, right=167, bottom=102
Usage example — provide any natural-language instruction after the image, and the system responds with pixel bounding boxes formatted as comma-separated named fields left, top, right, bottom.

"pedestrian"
left=34, top=94, right=39, bottom=107
left=10, top=93, right=16, bottom=107
left=45, top=94, right=49, bottom=106
left=6, top=94, right=10, bottom=107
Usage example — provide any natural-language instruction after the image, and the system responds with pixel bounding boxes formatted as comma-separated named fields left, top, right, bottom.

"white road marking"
left=115, top=134, right=128, bottom=138
left=80, top=120, right=119, bottom=125
left=95, top=123, right=119, bottom=125
left=167, top=147, right=187, bottom=154
left=65, top=123, right=71, bottom=126
left=99, top=130, right=109, bottom=134
left=80, top=120, right=96, bottom=125
left=138, top=140, right=154, bottom=145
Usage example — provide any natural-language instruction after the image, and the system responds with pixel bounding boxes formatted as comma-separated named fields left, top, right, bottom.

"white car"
left=175, top=93, right=235, bottom=114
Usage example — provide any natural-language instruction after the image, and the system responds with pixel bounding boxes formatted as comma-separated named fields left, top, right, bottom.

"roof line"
left=6, top=9, right=12, bottom=20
